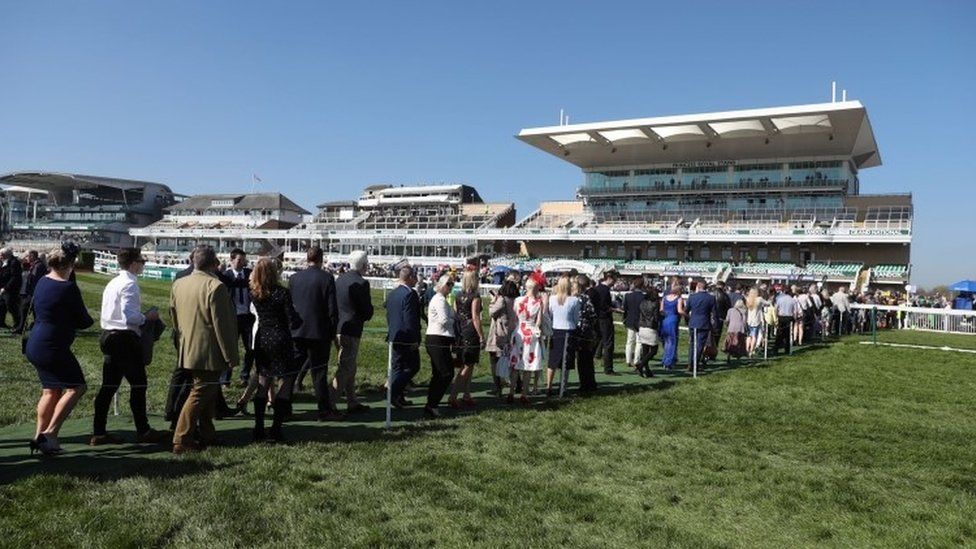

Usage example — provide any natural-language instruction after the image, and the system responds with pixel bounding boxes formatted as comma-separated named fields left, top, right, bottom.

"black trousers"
left=293, top=337, right=333, bottom=413
left=165, top=367, right=193, bottom=424
left=0, top=291, right=20, bottom=329
left=775, top=316, right=793, bottom=354
left=225, top=313, right=255, bottom=383
left=597, top=317, right=615, bottom=372
left=94, top=330, right=151, bottom=435
left=637, top=343, right=659, bottom=370
left=576, top=340, right=598, bottom=391
left=15, top=294, right=31, bottom=332
left=390, top=343, right=421, bottom=403
left=425, top=335, right=455, bottom=408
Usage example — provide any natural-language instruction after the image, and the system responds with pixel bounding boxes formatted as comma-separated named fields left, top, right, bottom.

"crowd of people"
left=10, top=242, right=962, bottom=457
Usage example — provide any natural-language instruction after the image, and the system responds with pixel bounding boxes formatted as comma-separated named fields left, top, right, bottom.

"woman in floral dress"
left=508, top=272, right=547, bottom=404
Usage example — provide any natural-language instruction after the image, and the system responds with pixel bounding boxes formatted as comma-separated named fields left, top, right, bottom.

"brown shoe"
left=172, top=443, right=200, bottom=455
left=136, top=429, right=172, bottom=444
left=89, top=433, right=125, bottom=446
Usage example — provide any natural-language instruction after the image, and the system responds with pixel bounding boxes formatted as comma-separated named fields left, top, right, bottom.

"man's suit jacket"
left=336, top=270, right=374, bottom=338
left=289, top=266, right=339, bottom=341
left=0, top=258, right=22, bottom=294
left=169, top=270, right=240, bottom=372
left=622, top=291, right=644, bottom=331
left=686, top=291, right=717, bottom=331
left=386, top=284, right=421, bottom=346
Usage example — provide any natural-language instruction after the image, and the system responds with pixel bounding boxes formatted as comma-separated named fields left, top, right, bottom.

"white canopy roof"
left=517, top=101, right=881, bottom=170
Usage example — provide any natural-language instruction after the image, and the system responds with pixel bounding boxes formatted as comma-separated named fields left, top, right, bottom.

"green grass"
left=0, top=272, right=975, bottom=547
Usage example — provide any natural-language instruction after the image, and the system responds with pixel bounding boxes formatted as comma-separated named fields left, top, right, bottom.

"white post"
left=112, top=393, right=119, bottom=416
left=385, top=341, right=393, bottom=429
left=559, top=333, right=568, bottom=398
left=763, top=309, right=769, bottom=362
left=692, top=327, right=698, bottom=379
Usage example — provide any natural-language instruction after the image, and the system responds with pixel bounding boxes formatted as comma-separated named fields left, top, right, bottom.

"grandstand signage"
left=671, top=160, right=736, bottom=168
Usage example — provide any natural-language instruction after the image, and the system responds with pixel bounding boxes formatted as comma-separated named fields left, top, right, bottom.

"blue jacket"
left=686, top=290, right=717, bottom=330
left=386, top=284, right=421, bottom=346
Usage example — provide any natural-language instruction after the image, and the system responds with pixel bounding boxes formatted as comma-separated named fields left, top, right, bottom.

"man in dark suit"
left=14, top=250, right=47, bottom=334
left=222, top=249, right=254, bottom=386
left=333, top=250, right=374, bottom=413
left=0, top=248, right=23, bottom=330
left=289, top=246, right=342, bottom=421
left=686, top=280, right=717, bottom=370
left=385, top=265, right=421, bottom=408
left=593, top=270, right=617, bottom=375
left=622, top=277, right=645, bottom=370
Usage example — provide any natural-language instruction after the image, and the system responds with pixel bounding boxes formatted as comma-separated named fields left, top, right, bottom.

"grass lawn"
left=0, top=272, right=974, bottom=547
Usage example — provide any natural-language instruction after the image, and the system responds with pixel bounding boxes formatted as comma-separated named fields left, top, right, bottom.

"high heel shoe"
left=31, top=434, right=61, bottom=457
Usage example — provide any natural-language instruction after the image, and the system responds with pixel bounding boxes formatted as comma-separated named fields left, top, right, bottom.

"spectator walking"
left=91, top=248, right=169, bottom=446
left=169, top=246, right=239, bottom=454
left=333, top=250, right=373, bottom=414
left=24, top=244, right=91, bottom=456
left=386, top=265, right=421, bottom=409
left=622, top=277, right=645, bottom=372
left=288, top=246, right=342, bottom=421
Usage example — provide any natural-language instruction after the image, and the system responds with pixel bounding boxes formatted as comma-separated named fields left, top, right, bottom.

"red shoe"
left=519, top=396, right=531, bottom=406
left=462, top=396, right=476, bottom=408
left=448, top=398, right=461, bottom=409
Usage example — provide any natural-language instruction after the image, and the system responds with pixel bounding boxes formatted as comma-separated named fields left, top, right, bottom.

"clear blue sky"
left=1, top=1, right=973, bottom=287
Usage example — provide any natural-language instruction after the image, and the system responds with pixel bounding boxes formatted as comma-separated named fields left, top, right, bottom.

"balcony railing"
left=579, top=178, right=850, bottom=197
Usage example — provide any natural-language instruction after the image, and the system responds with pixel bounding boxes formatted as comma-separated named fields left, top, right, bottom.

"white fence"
left=850, top=303, right=976, bottom=336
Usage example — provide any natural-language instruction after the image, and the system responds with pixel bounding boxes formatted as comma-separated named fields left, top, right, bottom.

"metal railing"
left=850, top=303, right=976, bottom=336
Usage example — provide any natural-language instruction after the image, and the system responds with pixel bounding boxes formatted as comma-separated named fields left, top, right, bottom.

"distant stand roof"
left=168, top=193, right=310, bottom=215
left=0, top=171, right=173, bottom=193
left=517, top=101, right=881, bottom=170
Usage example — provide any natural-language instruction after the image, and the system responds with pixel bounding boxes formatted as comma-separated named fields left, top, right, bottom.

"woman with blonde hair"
left=546, top=274, right=579, bottom=397
left=449, top=269, right=483, bottom=408
left=508, top=271, right=547, bottom=404
left=248, top=257, right=302, bottom=442
left=745, top=287, right=766, bottom=356
left=25, top=243, right=91, bottom=456
left=424, top=274, right=456, bottom=417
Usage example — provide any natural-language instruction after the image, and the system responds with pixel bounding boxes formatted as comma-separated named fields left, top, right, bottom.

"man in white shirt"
left=222, top=248, right=254, bottom=388
left=91, top=248, right=168, bottom=445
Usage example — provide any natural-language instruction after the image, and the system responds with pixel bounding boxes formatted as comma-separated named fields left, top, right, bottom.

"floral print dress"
left=509, top=294, right=544, bottom=372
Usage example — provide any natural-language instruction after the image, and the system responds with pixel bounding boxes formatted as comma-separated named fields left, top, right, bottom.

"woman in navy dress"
left=249, top=258, right=302, bottom=442
left=25, top=243, right=92, bottom=456
left=659, top=284, right=684, bottom=371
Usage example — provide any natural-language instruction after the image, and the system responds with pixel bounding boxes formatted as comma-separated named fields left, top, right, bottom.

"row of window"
left=582, top=244, right=806, bottom=262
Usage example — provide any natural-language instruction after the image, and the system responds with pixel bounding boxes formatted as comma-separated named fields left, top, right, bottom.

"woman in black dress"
left=449, top=269, right=483, bottom=408
left=249, top=258, right=302, bottom=442
left=24, top=243, right=92, bottom=456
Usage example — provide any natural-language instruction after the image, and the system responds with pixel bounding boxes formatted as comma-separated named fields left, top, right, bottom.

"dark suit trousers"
left=15, top=295, right=31, bottom=332
left=775, top=316, right=793, bottom=353
left=225, top=313, right=255, bottom=383
left=390, top=344, right=420, bottom=402
left=1, top=292, right=20, bottom=329
left=688, top=328, right=711, bottom=368
left=598, top=317, right=615, bottom=372
left=165, top=367, right=193, bottom=424
left=294, top=337, right=332, bottom=412
left=425, top=335, right=455, bottom=408
left=94, top=330, right=151, bottom=435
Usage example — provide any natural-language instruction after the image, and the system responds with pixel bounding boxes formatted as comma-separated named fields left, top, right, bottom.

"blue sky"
left=1, top=1, right=973, bottom=287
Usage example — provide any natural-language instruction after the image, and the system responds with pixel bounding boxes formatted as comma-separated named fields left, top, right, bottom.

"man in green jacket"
left=170, top=246, right=239, bottom=454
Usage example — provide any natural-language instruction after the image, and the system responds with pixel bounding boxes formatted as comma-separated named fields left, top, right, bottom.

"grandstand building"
left=505, top=100, right=912, bottom=287
left=0, top=172, right=176, bottom=251
left=312, top=184, right=515, bottom=263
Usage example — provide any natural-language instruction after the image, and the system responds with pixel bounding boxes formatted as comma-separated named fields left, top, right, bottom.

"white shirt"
left=426, top=292, right=455, bottom=337
left=100, top=270, right=146, bottom=334
left=228, top=268, right=251, bottom=316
